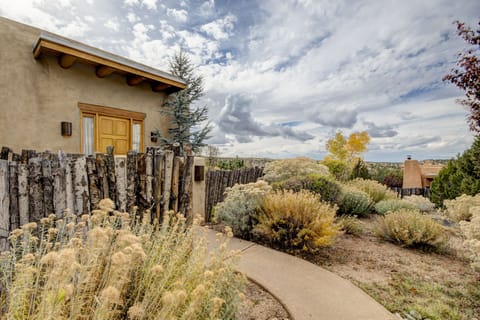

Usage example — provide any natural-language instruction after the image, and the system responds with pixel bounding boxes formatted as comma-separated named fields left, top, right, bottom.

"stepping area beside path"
left=202, top=227, right=396, bottom=320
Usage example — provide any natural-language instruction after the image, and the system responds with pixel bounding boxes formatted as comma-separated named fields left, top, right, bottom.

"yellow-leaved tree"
left=323, top=131, right=370, bottom=180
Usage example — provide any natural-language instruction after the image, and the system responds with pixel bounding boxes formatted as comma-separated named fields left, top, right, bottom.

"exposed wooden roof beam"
left=58, top=54, right=76, bottom=69
left=95, top=65, right=115, bottom=78
left=126, top=75, right=145, bottom=86
left=152, top=83, right=172, bottom=92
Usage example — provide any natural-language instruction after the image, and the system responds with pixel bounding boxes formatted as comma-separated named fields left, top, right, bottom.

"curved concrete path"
left=201, top=227, right=396, bottom=320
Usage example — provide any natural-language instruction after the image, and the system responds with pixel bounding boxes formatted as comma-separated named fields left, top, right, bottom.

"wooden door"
left=98, top=116, right=130, bottom=155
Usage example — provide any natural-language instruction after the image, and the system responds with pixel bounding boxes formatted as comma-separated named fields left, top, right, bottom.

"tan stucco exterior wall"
left=0, top=17, right=170, bottom=154
left=402, top=160, right=423, bottom=189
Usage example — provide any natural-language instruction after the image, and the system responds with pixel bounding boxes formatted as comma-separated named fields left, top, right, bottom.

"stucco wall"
left=402, top=160, right=423, bottom=189
left=0, top=17, right=170, bottom=154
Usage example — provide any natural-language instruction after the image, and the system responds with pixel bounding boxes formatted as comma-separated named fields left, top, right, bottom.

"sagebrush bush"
left=444, top=194, right=480, bottom=222
left=337, top=215, right=363, bottom=236
left=460, top=206, right=480, bottom=271
left=254, top=190, right=340, bottom=252
left=214, top=180, right=272, bottom=239
left=274, top=174, right=341, bottom=204
left=338, top=185, right=374, bottom=216
left=402, top=195, right=436, bottom=212
left=347, top=178, right=397, bottom=203
left=262, top=157, right=330, bottom=183
left=374, top=209, right=447, bottom=250
left=0, top=200, right=244, bottom=320
left=374, top=199, right=415, bottom=215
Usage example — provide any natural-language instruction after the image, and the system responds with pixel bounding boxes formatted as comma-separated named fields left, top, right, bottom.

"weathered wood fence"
left=0, top=146, right=194, bottom=251
left=204, top=167, right=264, bottom=222
left=391, top=187, right=431, bottom=198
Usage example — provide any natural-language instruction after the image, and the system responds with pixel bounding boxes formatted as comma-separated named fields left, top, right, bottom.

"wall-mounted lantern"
left=61, top=121, right=72, bottom=136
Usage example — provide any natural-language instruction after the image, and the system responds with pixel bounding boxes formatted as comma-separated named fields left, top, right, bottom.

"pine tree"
left=155, top=52, right=211, bottom=154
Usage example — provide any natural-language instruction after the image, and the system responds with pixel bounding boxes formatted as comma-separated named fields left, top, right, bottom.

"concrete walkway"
left=202, top=227, right=396, bottom=320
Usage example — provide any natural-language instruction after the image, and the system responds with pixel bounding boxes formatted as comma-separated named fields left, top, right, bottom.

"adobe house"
left=0, top=16, right=186, bottom=155
left=402, top=156, right=444, bottom=189
left=0, top=17, right=207, bottom=218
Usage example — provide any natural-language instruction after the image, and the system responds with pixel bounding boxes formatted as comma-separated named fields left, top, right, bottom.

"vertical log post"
left=42, top=152, right=54, bottom=216
left=65, top=157, right=75, bottom=214
left=96, top=154, right=108, bottom=200
left=18, top=163, right=29, bottom=225
left=105, top=146, right=117, bottom=204
left=163, top=151, right=174, bottom=214
left=145, top=149, right=153, bottom=209
left=153, top=151, right=164, bottom=221
left=73, top=156, right=90, bottom=216
left=28, top=157, right=43, bottom=222
left=86, top=156, right=100, bottom=210
left=126, top=151, right=137, bottom=213
left=171, top=156, right=181, bottom=212
left=179, top=155, right=194, bottom=221
left=52, top=153, right=67, bottom=218
left=0, top=160, right=10, bottom=251
left=115, top=156, right=127, bottom=212
left=9, top=161, right=19, bottom=231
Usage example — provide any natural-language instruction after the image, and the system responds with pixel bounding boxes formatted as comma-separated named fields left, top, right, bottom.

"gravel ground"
left=238, top=281, right=291, bottom=320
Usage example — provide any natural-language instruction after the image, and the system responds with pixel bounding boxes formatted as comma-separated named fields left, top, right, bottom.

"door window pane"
left=83, top=117, right=94, bottom=156
left=132, top=123, right=141, bottom=152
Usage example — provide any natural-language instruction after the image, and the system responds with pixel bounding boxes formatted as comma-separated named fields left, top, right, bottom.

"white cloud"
left=200, top=13, right=236, bottom=40
left=104, top=18, right=120, bottom=31
left=126, top=12, right=139, bottom=23
left=166, top=8, right=188, bottom=22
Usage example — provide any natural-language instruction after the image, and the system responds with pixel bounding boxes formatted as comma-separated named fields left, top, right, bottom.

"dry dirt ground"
left=238, top=281, right=290, bottom=320
left=295, top=215, right=480, bottom=320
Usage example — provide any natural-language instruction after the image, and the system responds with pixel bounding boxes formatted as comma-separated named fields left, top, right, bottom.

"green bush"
left=338, top=185, right=374, bottom=216
left=322, top=158, right=350, bottom=181
left=217, top=157, right=245, bottom=170
left=275, top=174, right=341, bottom=204
left=254, top=190, right=340, bottom=252
left=460, top=206, right=480, bottom=271
left=374, top=209, right=447, bottom=250
left=350, top=159, right=371, bottom=180
left=347, top=178, right=397, bottom=203
left=431, top=136, right=480, bottom=206
left=214, top=180, right=271, bottom=239
left=374, top=199, right=416, bottom=215
left=337, top=215, right=363, bottom=236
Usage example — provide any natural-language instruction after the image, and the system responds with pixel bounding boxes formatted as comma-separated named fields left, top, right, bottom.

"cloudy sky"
left=1, top=0, right=479, bottom=161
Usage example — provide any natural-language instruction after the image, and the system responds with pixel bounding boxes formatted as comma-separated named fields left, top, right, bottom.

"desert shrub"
left=430, top=136, right=480, bottom=206
left=0, top=200, right=244, bottom=320
left=263, top=157, right=330, bottom=183
left=217, top=157, right=245, bottom=170
left=322, top=158, right=350, bottom=181
left=460, top=206, right=480, bottom=271
left=402, top=195, right=436, bottom=212
left=254, top=190, right=340, bottom=252
left=214, top=180, right=272, bottom=239
left=444, top=194, right=480, bottom=222
left=275, top=174, right=341, bottom=204
left=350, top=159, right=371, bottom=180
left=338, top=185, right=374, bottom=216
left=347, top=178, right=397, bottom=203
left=374, top=209, right=447, bottom=250
left=374, top=199, right=415, bottom=215
left=337, top=215, right=363, bottom=236
left=369, top=166, right=403, bottom=188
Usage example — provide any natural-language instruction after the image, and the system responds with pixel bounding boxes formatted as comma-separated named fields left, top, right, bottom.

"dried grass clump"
left=347, top=178, right=397, bottom=203
left=444, top=194, right=480, bottom=222
left=402, top=195, right=436, bottom=212
left=337, top=215, right=363, bottom=236
left=262, top=157, right=330, bottom=183
left=338, top=185, right=374, bottom=216
left=254, top=190, right=340, bottom=252
left=374, top=199, right=415, bottom=215
left=274, top=174, right=341, bottom=204
left=460, top=206, right=480, bottom=271
left=374, top=209, right=447, bottom=250
left=214, top=180, right=272, bottom=239
left=0, top=202, right=244, bottom=320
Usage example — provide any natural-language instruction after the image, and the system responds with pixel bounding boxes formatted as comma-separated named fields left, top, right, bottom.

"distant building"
left=402, top=157, right=444, bottom=189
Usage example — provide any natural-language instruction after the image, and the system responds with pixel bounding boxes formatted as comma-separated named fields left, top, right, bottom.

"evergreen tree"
left=155, top=52, right=211, bottom=154
left=350, top=159, right=371, bottom=180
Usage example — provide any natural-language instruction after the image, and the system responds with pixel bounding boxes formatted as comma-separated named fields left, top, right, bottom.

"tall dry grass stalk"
left=0, top=199, right=244, bottom=320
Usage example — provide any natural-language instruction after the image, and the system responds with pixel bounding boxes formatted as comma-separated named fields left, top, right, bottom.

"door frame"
left=78, top=102, right=146, bottom=154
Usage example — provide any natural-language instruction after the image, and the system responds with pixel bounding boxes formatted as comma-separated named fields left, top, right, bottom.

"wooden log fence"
left=390, top=187, right=431, bottom=198
left=205, top=167, right=264, bottom=222
left=0, top=146, right=195, bottom=251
